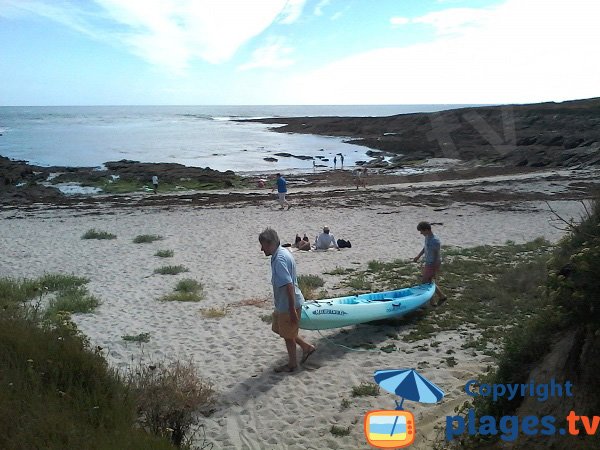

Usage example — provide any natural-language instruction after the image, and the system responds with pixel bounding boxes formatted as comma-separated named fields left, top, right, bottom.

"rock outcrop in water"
left=246, top=97, right=600, bottom=169
left=0, top=157, right=239, bottom=204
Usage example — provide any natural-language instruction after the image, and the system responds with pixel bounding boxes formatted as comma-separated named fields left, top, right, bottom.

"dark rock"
left=241, top=97, right=600, bottom=169
left=263, top=157, right=278, bottom=162
left=517, top=136, right=537, bottom=146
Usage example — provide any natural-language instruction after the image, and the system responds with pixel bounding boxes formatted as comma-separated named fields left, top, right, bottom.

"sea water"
left=0, top=105, right=472, bottom=174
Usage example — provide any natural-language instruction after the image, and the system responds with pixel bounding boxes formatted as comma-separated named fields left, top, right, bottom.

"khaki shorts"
left=271, top=308, right=300, bottom=339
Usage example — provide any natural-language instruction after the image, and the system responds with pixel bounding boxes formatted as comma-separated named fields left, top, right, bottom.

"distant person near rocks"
left=333, top=156, right=337, bottom=169
left=152, top=175, right=159, bottom=194
left=272, top=173, right=291, bottom=210
left=355, top=167, right=367, bottom=189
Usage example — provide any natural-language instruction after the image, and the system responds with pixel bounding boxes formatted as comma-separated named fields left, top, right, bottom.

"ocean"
left=0, top=105, right=472, bottom=174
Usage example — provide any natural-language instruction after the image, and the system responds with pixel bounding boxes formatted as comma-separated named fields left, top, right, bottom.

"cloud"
left=390, top=7, right=491, bottom=34
left=277, top=0, right=307, bottom=24
left=284, top=0, right=600, bottom=104
left=314, top=0, right=331, bottom=16
left=3, top=0, right=303, bottom=72
left=238, top=37, right=294, bottom=71
left=390, top=16, right=410, bottom=26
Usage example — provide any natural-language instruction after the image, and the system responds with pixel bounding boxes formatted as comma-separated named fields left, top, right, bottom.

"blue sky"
left=1, top=0, right=598, bottom=106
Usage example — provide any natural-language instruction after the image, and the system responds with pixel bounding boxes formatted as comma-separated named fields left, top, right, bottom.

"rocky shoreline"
left=2, top=97, right=599, bottom=205
left=245, top=97, right=600, bottom=169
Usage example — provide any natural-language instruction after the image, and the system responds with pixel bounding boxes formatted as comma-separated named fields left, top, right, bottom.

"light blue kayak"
left=299, top=283, right=436, bottom=330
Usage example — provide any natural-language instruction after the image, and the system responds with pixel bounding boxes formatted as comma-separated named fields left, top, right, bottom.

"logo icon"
left=364, top=410, right=415, bottom=448
left=365, top=369, right=445, bottom=448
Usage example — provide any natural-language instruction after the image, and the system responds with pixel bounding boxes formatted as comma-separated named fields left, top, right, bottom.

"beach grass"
left=323, top=266, right=356, bottom=276
left=134, top=234, right=163, bottom=244
left=122, top=332, right=152, bottom=343
left=81, top=228, right=117, bottom=240
left=200, top=306, right=228, bottom=319
left=125, top=359, right=217, bottom=446
left=0, top=276, right=180, bottom=450
left=330, top=425, right=351, bottom=437
left=154, top=249, right=174, bottom=258
left=351, top=382, right=380, bottom=397
left=298, top=274, right=325, bottom=300
left=335, top=238, right=554, bottom=349
left=154, top=265, right=189, bottom=275
left=260, top=313, right=273, bottom=323
left=89, top=177, right=243, bottom=194
left=44, top=286, right=101, bottom=320
left=160, top=278, right=204, bottom=302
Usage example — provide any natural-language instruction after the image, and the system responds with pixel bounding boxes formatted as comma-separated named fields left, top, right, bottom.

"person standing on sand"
left=152, top=175, right=159, bottom=194
left=259, top=228, right=316, bottom=372
left=413, top=221, right=447, bottom=306
left=333, top=156, right=337, bottom=169
left=340, top=154, right=344, bottom=167
left=272, top=173, right=291, bottom=210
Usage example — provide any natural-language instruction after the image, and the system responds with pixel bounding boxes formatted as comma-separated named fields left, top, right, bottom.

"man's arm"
left=286, top=283, right=298, bottom=323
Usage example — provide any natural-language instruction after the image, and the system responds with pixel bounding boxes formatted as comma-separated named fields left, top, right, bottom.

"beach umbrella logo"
left=364, top=369, right=444, bottom=448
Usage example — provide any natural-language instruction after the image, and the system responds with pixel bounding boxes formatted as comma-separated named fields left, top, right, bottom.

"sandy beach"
left=1, top=166, right=597, bottom=450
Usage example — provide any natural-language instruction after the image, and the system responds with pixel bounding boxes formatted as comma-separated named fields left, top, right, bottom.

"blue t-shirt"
left=424, top=234, right=441, bottom=265
left=276, top=177, right=287, bottom=193
left=270, top=246, right=304, bottom=312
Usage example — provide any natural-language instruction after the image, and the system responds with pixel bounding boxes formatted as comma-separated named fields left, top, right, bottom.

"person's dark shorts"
left=422, top=264, right=440, bottom=282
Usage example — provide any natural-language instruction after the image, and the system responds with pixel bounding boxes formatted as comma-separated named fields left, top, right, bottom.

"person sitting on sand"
left=259, top=228, right=316, bottom=373
left=294, top=234, right=311, bottom=251
left=315, top=226, right=340, bottom=251
left=413, top=221, right=447, bottom=306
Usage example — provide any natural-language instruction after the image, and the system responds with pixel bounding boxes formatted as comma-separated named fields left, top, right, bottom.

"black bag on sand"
left=337, top=239, right=352, bottom=248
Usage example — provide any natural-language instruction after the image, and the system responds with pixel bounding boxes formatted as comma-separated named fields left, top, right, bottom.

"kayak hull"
left=299, top=283, right=435, bottom=330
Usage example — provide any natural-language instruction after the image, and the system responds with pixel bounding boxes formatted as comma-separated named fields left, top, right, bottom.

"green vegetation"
left=442, top=198, right=600, bottom=449
left=122, top=332, right=152, bottom=343
left=125, top=360, right=216, bottom=446
left=260, top=313, right=273, bottom=323
left=336, top=238, right=554, bottom=348
left=83, top=177, right=242, bottom=194
left=82, top=228, right=117, bottom=240
left=154, top=249, right=174, bottom=258
left=45, top=286, right=101, bottom=320
left=330, top=425, right=351, bottom=437
left=160, top=278, right=204, bottom=302
left=323, top=266, right=356, bottom=276
left=340, top=398, right=351, bottom=410
left=0, top=275, right=183, bottom=450
left=134, top=234, right=163, bottom=244
left=154, top=265, right=189, bottom=276
left=298, top=274, right=325, bottom=300
left=351, top=382, right=380, bottom=397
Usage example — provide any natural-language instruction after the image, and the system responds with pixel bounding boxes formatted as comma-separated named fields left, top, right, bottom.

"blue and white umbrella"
left=374, top=369, right=444, bottom=410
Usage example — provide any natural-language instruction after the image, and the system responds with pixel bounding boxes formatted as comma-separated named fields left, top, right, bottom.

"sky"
left=1, top=0, right=599, bottom=106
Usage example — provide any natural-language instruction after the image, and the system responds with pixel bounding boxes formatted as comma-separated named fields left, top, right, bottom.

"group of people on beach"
left=259, top=221, right=446, bottom=373
left=290, top=226, right=348, bottom=252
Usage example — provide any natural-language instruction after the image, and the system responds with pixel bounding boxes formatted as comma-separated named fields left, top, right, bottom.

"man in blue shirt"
left=259, top=228, right=316, bottom=372
left=413, top=221, right=447, bottom=306
left=272, top=173, right=291, bottom=210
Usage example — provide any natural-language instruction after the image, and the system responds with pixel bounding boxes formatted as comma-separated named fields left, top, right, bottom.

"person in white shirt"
left=152, top=175, right=159, bottom=194
left=315, top=226, right=340, bottom=251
